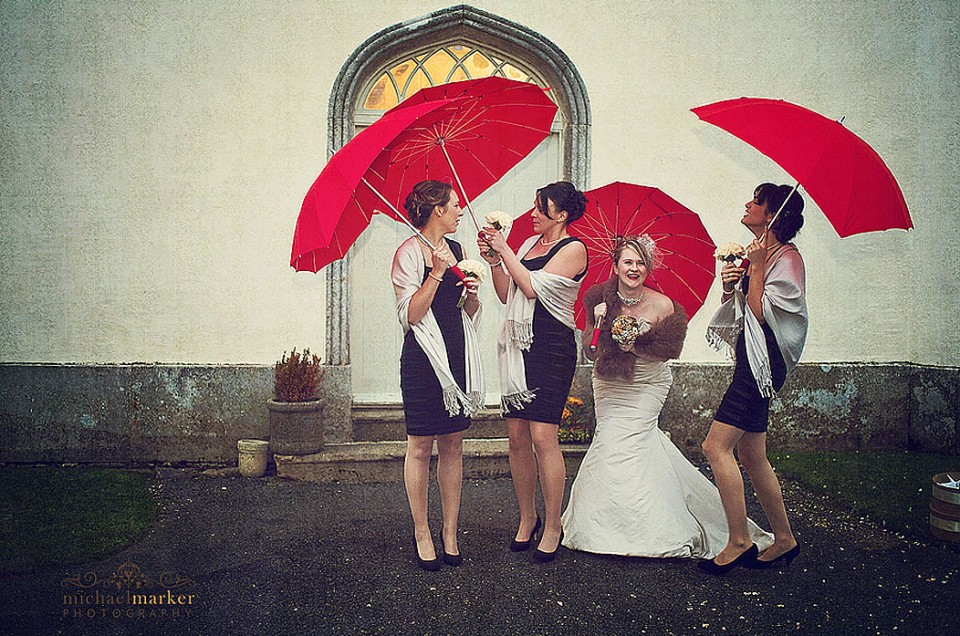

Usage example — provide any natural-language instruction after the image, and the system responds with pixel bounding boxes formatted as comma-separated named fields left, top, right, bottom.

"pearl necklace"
left=540, top=234, right=568, bottom=247
left=617, top=289, right=644, bottom=306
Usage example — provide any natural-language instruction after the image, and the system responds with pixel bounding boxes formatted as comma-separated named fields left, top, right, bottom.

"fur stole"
left=583, top=278, right=688, bottom=380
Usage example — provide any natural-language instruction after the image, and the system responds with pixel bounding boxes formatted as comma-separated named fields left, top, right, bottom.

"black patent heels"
left=440, top=535, right=462, bottom=567
left=745, top=543, right=800, bottom=570
left=697, top=543, right=758, bottom=576
left=412, top=536, right=441, bottom=571
left=510, top=515, right=542, bottom=552
left=532, top=530, right=563, bottom=564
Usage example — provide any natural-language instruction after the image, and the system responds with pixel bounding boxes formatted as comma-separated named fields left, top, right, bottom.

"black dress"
left=714, top=273, right=787, bottom=433
left=503, top=237, right=586, bottom=425
left=399, top=240, right=471, bottom=437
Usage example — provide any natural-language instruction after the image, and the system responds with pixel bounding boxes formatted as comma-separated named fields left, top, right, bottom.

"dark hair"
left=755, top=183, right=804, bottom=243
left=404, top=180, right=453, bottom=229
left=535, top=181, right=587, bottom=225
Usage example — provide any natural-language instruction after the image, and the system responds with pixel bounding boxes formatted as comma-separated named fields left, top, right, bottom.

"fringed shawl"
left=498, top=235, right=581, bottom=411
left=706, top=244, right=808, bottom=397
left=583, top=278, right=688, bottom=380
left=392, top=236, right=484, bottom=417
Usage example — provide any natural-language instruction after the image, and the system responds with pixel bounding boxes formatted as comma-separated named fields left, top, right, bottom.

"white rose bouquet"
left=714, top=242, right=746, bottom=263
left=455, top=258, right=485, bottom=308
left=483, top=211, right=512, bottom=257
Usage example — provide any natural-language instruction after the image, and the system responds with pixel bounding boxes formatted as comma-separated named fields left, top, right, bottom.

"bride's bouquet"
left=455, top=259, right=485, bottom=308
left=611, top=314, right=650, bottom=350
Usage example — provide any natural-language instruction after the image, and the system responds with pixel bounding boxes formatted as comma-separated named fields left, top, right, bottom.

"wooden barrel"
left=929, top=472, right=960, bottom=543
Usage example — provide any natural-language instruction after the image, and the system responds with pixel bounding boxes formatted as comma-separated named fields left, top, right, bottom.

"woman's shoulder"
left=646, top=287, right=676, bottom=314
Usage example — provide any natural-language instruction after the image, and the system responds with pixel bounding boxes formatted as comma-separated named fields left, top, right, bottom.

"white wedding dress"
left=561, top=359, right=774, bottom=558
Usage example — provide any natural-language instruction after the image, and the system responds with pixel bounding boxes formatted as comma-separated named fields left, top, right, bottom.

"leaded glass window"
left=362, top=44, right=538, bottom=111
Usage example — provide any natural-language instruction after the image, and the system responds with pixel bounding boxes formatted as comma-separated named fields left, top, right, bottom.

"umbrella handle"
left=449, top=265, right=467, bottom=282
left=588, top=327, right=601, bottom=353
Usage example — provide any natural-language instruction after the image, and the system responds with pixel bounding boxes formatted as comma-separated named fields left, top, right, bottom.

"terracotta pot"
left=266, top=398, right=324, bottom=455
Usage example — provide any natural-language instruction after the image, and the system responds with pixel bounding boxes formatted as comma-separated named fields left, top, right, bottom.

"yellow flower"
left=562, top=408, right=572, bottom=420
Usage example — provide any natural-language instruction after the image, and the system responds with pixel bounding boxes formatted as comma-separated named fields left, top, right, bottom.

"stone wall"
left=0, top=363, right=955, bottom=464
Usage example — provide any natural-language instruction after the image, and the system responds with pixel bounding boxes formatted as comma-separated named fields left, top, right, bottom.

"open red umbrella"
left=290, top=99, right=451, bottom=272
left=507, top=181, right=717, bottom=332
left=291, top=77, right=558, bottom=272
left=691, top=98, right=912, bottom=237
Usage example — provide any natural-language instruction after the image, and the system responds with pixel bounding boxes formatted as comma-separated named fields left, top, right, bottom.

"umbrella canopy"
left=291, top=77, right=558, bottom=272
left=507, top=181, right=717, bottom=329
left=692, top=97, right=912, bottom=237
left=290, top=100, right=450, bottom=272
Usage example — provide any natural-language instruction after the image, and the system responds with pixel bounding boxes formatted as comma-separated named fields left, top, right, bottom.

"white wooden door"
left=350, top=134, right=561, bottom=404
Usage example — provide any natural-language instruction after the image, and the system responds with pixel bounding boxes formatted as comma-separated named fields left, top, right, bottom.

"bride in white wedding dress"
left=561, top=236, right=773, bottom=559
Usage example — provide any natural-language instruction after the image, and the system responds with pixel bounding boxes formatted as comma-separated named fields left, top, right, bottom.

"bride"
left=560, top=236, right=772, bottom=558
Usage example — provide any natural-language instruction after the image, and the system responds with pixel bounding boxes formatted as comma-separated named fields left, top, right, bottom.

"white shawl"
left=498, top=235, right=580, bottom=411
left=706, top=245, right=808, bottom=397
left=392, top=236, right=484, bottom=417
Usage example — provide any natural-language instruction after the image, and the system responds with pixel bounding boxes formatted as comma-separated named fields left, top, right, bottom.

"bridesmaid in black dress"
left=391, top=180, right=481, bottom=571
left=479, top=181, right=588, bottom=563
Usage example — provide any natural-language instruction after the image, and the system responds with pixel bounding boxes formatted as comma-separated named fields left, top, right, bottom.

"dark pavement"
left=1, top=470, right=959, bottom=635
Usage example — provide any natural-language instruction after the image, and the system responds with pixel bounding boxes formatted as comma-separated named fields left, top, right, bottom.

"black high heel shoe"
left=412, top=536, right=441, bottom=571
left=510, top=515, right=542, bottom=552
left=745, top=543, right=800, bottom=570
left=440, top=535, right=462, bottom=567
left=532, top=530, right=563, bottom=564
left=697, top=543, right=758, bottom=576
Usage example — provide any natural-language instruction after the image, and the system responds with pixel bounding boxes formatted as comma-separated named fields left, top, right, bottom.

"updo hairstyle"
left=535, top=181, right=587, bottom=225
left=755, top=182, right=805, bottom=243
left=404, top=180, right=453, bottom=229
left=612, top=235, right=657, bottom=272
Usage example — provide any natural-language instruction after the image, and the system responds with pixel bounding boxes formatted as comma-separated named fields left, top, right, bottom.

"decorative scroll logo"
left=61, top=560, right=196, bottom=620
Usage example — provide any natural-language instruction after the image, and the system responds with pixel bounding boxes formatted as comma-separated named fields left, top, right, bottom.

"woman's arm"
left=405, top=243, right=453, bottom=325
left=744, top=239, right=767, bottom=323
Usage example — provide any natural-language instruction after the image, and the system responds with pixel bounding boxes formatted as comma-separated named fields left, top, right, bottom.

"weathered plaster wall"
left=1, top=1, right=957, bottom=367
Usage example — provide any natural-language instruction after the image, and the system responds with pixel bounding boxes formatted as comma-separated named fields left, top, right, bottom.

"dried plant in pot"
left=267, top=348, right=326, bottom=455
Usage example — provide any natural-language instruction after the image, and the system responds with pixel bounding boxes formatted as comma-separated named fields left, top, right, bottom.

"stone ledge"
left=274, top=439, right=589, bottom=483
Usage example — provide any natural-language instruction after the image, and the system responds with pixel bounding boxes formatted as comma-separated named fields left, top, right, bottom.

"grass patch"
left=770, top=450, right=959, bottom=541
left=0, top=466, right=159, bottom=572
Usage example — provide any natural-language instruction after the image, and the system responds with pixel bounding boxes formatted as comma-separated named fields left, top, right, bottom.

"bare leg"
left=507, top=418, right=539, bottom=541
left=737, top=432, right=797, bottom=560
left=436, top=429, right=466, bottom=555
left=404, top=434, right=436, bottom=560
left=530, top=421, right=566, bottom=553
left=701, top=420, right=753, bottom=565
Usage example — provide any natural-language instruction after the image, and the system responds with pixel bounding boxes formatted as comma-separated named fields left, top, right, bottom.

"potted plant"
left=266, top=348, right=325, bottom=455
left=558, top=395, right=595, bottom=444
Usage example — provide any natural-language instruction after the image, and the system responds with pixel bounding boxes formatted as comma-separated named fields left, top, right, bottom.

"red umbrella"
left=506, top=181, right=717, bottom=331
left=290, top=99, right=450, bottom=272
left=291, top=77, right=558, bottom=272
left=691, top=97, right=912, bottom=237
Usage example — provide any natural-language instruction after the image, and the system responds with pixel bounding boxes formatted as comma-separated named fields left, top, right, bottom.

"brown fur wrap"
left=583, top=278, right=688, bottom=380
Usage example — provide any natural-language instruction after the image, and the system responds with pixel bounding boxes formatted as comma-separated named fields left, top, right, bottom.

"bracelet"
left=428, top=272, right=444, bottom=283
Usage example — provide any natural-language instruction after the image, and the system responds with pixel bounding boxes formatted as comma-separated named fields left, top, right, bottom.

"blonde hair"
left=612, top=234, right=658, bottom=271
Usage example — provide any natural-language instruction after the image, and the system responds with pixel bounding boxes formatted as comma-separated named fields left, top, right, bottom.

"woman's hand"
left=720, top=262, right=745, bottom=293
left=479, top=226, right=508, bottom=257
left=430, top=243, right=453, bottom=275
left=593, top=302, right=607, bottom=323
left=457, top=274, right=480, bottom=295
left=745, top=239, right=767, bottom=265
left=477, top=231, right=500, bottom=265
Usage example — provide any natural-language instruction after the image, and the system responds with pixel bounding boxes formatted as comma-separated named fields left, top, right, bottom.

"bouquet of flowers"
left=714, top=242, right=746, bottom=263
left=455, top=258, right=485, bottom=308
left=483, top=210, right=512, bottom=257
left=611, top=314, right=651, bottom=350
